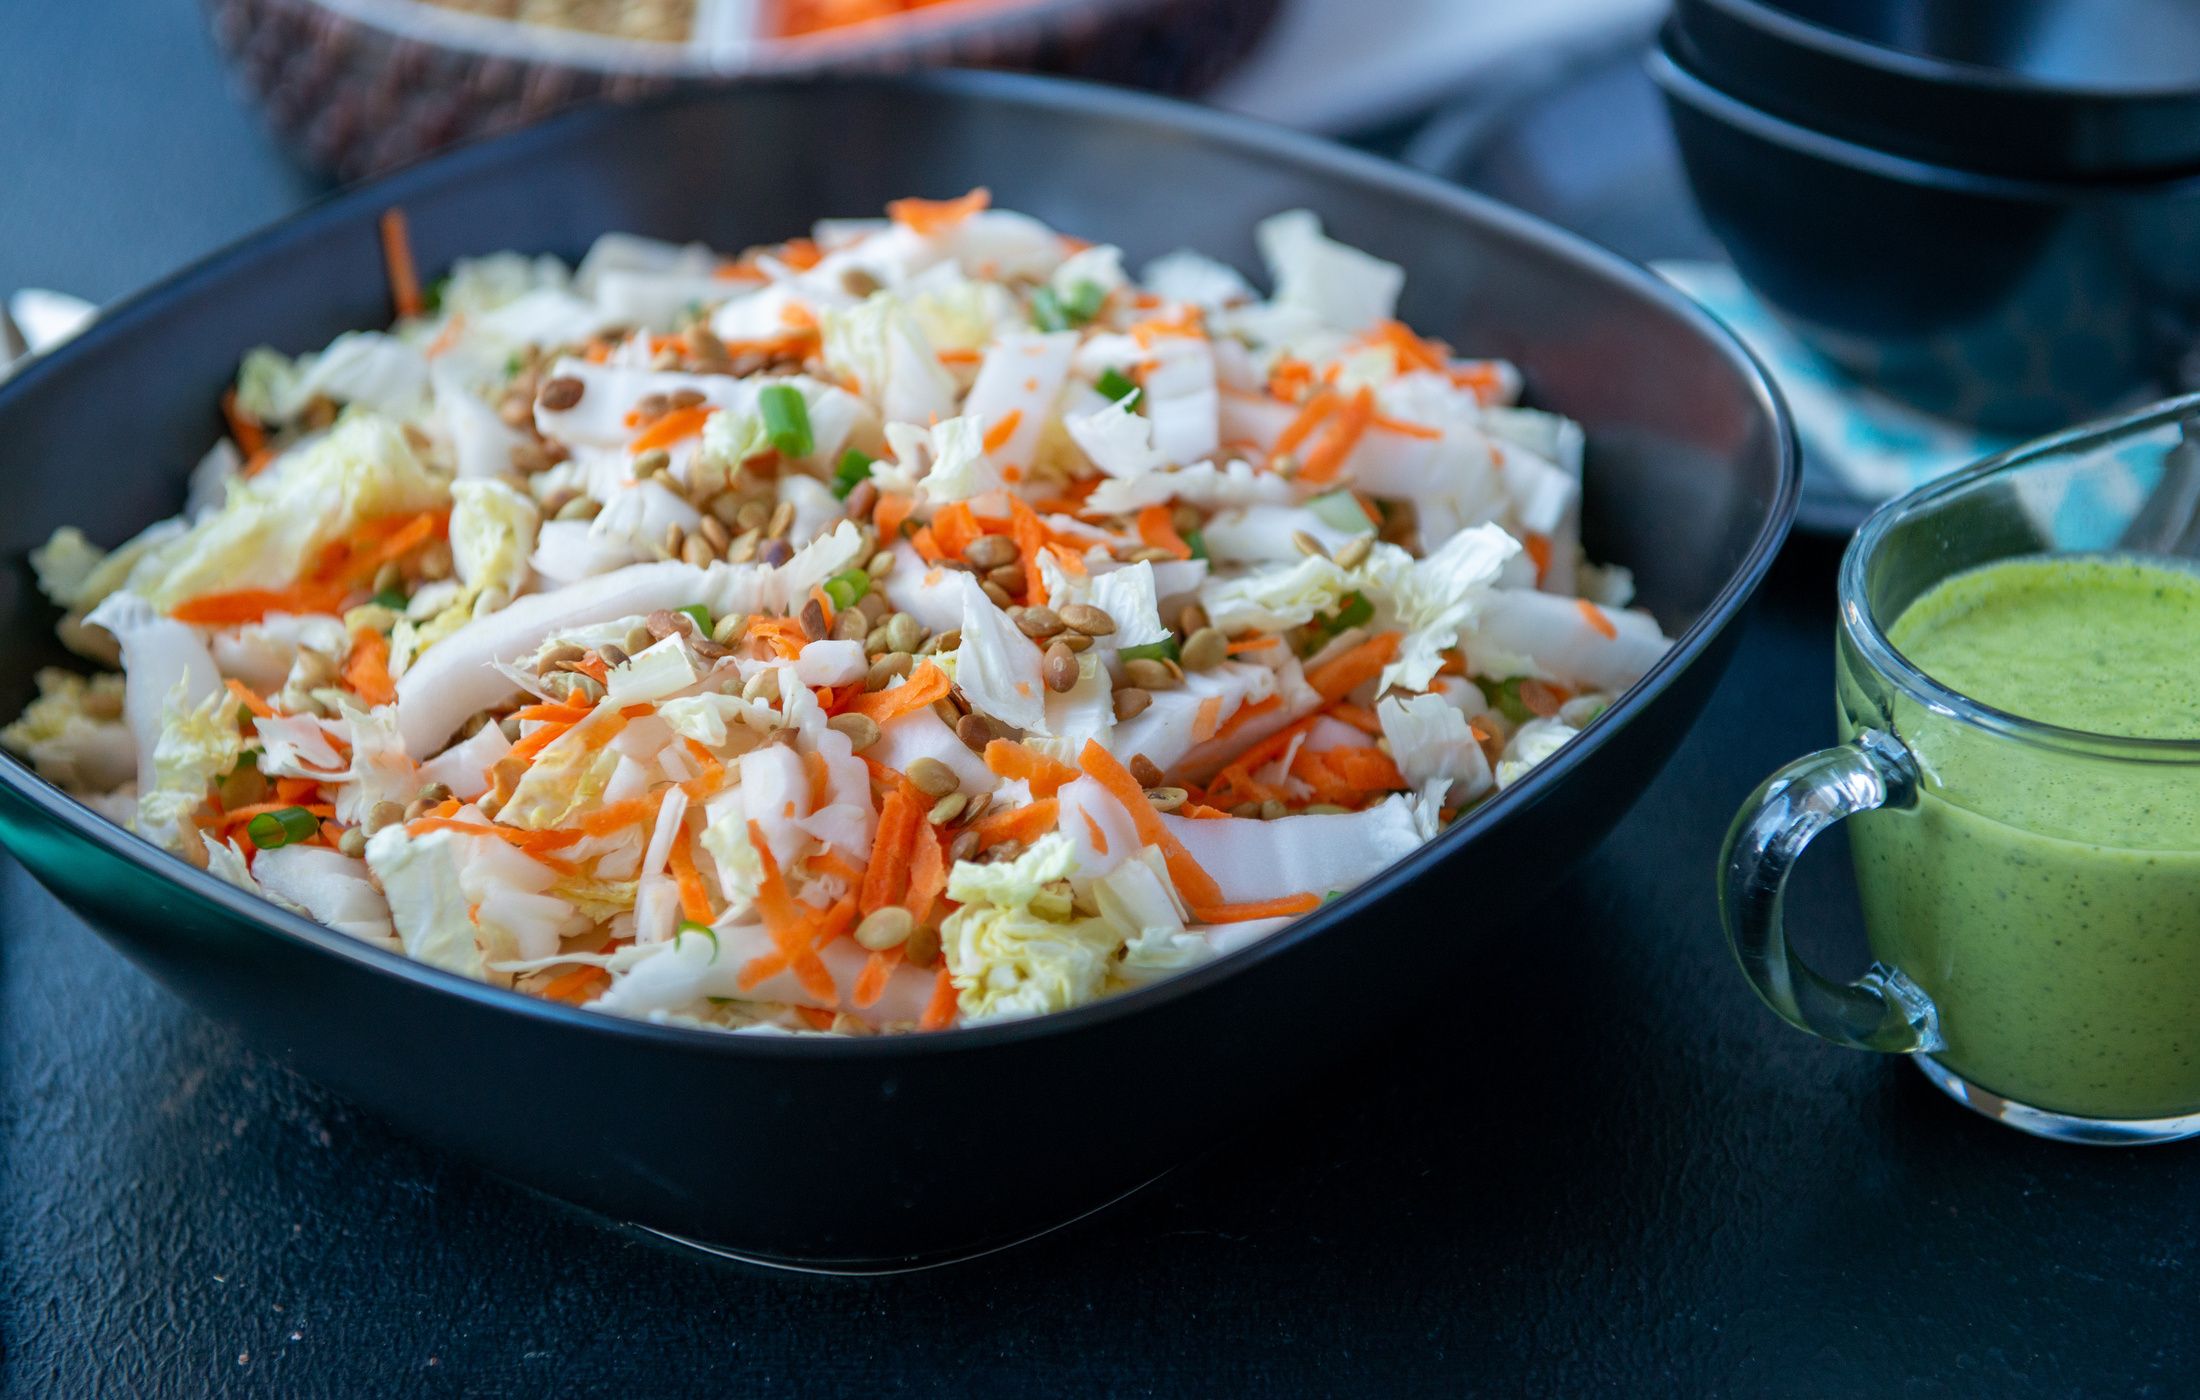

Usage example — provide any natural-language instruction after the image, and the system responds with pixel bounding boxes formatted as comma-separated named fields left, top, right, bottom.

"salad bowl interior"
left=0, top=73, right=1795, bottom=1267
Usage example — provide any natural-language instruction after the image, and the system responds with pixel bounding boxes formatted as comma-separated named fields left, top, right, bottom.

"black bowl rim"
left=1684, top=0, right=2200, bottom=103
left=306, top=0, right=1178, bottom=77
left=0, top=68, right=1799, bottom=1060
left=1652, top=38, right=2200, bottom=198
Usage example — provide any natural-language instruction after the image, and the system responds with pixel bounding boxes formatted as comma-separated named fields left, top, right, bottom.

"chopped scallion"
left=1034, top=280, right=1108, bottom=332
left=1030, top=287, right=1068, bottom=332
left=1307, top=490, right=1377, bottom=534
left=1489, top=676, right=1534, bottom=725
left=757, top=384, right=814, bottom=459
left=823, top=568, right=871, bottom=612
left=246, top=805, right=321, bottom=850
left=675, top=921, right=720, bottom=963
left=1095, top=368, right=1140, bottom=405
left=1118, top=638, right=1180, bottom=664
left=677, top=604, right=712, bottom=636
left=1181, top=527, right=1209, bottom=561
left=833, top=449, right=875, bottom=499
left=372, top=588, right=408, bottom=610
left=1062, top=279, right=1107, bottom=324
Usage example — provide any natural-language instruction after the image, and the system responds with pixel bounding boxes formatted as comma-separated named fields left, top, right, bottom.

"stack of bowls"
left=1652, top=0, right=2200, bottom=432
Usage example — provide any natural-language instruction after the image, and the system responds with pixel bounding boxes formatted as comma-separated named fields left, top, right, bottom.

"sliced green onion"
left=1095, top=368, right=1141, bottom=405
left=423, top=277, right=448, bottom=315
left=1181, top=527, right=1209, bottom=561
left=1489, top=676, right=1534, bottom=725
left=1329, top=591, right=1374, bottom=632
left=1062, top=279, right=1107, bottom=324
left=228, top=749, right=262, bottom=778
left=236, top=705, right=258, bottom=729
left=371, top=587, right=408, bottom=610
left=833, top=449, right=875, bottom=499
left=246, top=806, right=321, bottom=850
left=1030, top=286, right=1069, bottom=332
left=1118, top=638, right=1181, bottom=664
left=675, top=920, right=720, bottom=963
left=677, top=604, right=712, bottom=637
left=1323, top=890, right=1344, bottom=903
left=1307, top=490, right=1377, bottom=534
left=823, top=568, right=871, bottom=613
left=757, top=384, right=814, bottom=459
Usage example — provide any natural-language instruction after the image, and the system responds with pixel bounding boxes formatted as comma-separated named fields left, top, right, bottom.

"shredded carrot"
left=506, top=718, right=576, bottom=765
left=1272, top=390, right=1340, bottom=461
left=630, top=405, right=712, bottom=453
left=873, top=492, right=914, bottom=544
left=904, top=821, right=946, bottom=926
left=746, top=820, right=835, bottom=1002
left=810, top=849, right=867, bottom=887
left=1078, top=740, right=1223, bottom=907
left=221, top=389, right=265, bottom=460
left=171, top=587, right=330, bottom=626
left=845, top=661, right=952, bottom=723
left=1294, top=746, right=1405, bottom=804
left=1007, top=496, right=1049, bottom=603
left=574, top=796, right=655, bottom=836
left=1192, top=695, right=1224, bottom=744
left=930, top=501, right=982, bottom=560
left=969, top=798, right=1059, bottom=849
left=1225, top=636, right=1281, bottom=655
left=1179, top=802, right=1233, bottom=820
left=861, top=786, right=923, bottom=915
left=403, top=817, right=585, bottom=857
left=1327, top=702, right=1385, bottom=736
left=918, top=966, right=958, bottom=1031
left=1577, top=598, right=1620, bottom=641
left=1190, top=892, right=1322, bottom=924
left=379, top=208, right=422, bottom=320
left=667, top=827, right=713, bottom=924
left=1135, top=504, right=1192, bottom=561
left=746, top=616, right=808, bottom=660
left=1081, top=808, right=1110, bottom=855
left=852, top=947, right=902, bottom=1010
left=1297, top=385, right=1375, bottom=484
left=273, top=777, right=321, bottom=805
left=908, top=525, right=944, bottom=564
left=1211, top=694, right=1281, bottom=743
left=224, top=678, right=275, bottom=720
left=1518, top=679, right=1569, bottom=719
left=1524, top=531, right=1553, bottom=586
left=343, top=626, right=397, bottom=707
left=888, top=188, right=991, bottom=237
left=680, top=738, right=727, bottom=801
left=981, top=739, right=1079, bottom=798
left=1372, top=413, right=1442, bottom=440
left=540, top=964, right=610, bottom=1004
left=982, top=409, right=1022, bottom=455
left=1305, top=631, right=1401, bottom=704
left=1359, top=320, right=1449, bottom=373
left=512, top=699, right=593, bottom=725
left=1268, top=357, right=1315, bottom=402
left=936, top=347, right=983, bottom=366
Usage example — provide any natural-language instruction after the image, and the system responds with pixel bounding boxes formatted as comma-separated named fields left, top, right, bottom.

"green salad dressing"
left=1847, top=555, right=2200, bottom=1120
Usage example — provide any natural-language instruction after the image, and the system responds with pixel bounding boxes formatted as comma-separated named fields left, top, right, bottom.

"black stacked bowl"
left=1655, top=0, right=2200, bottom=432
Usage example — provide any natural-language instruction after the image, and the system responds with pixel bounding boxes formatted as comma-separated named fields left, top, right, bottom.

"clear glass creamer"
left=1721, top=393, right=2200, bottom=1144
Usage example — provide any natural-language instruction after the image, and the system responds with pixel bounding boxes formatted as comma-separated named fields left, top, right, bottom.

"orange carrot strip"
left=1224, top=636, right=1281, bottom=655
left=343, top=626, right=397, bottom=707
left=630, top=405, right=712, bottom=453
left=1304, top=631, right=1401, bottom=704
left=1297, top=386, right=1375, bottom=485
left=512, top=700, right=594, bottom=725
left=221, top=389, right=266, bottom=459
left=540, top=964, right=610, bottom=1004
left=574, top=796, right=655, bottom=836
left=667, top=827, right=713, bottom=924
left=918, top=966, right=958, bottom=1031
left=903, top=821, right=946, bottom=926
left=1178, top=802, right=1233, bottom=820
left=982, top=409, right=1023, bottom=455
left=873, top=492, right=914, bottom=545
left=1081, top=808, right=1110, bottom=855
left=969, top=798, right=1059, bottom=849
left=171, top=586, right=336, bottom=626
left=1577, top=598, right=1620, bottom=640
left=845, top=661, right=952, bottom=722
left=1326, top=702, right=1385, bottom=736
left=936, top=347, right=983, bottom=366
left=224, top=678, right=275, bottom=720
left=1523, top=531, right=1553, bottom=586
left=506, top=718, right=576, bottom=766
left=380, top=208, right=422, bottom=320
left=1372, top=414, right=1442, bottom=440
left=1211, top=694, right=1282, bottom=743
left=1190, top=892, right=1322, bottom=923
left=1136, top=504, right=1192, bottom=561
left=888, top=188, right=991, bottom=237
left=748, top=820, right=835, bottom=1002
left=930, top=501, right=982, bottom=560
left=1078, top=740, right=1223, bottom=907
left=861, top=787, right=923, bottom=915
left=810, top=849, right=867, bottom=886
left=852, top=947, right=903, bottom=1010
left=273, top=777, right=321, bottom=804
left=1272, top=390, right=1339, bottom=460
left=1008, top=495, right=1049, bottom=603
left=981, top=739, right=1079, bottom=798
left=908, top=525, right=944, bottom=564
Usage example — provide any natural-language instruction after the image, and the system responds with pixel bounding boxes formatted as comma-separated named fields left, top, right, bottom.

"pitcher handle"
left=1718, top=729, right=1944, bottom=1054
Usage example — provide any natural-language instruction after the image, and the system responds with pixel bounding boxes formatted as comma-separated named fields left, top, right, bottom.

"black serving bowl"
left=1654, top=37, right=2200, bottom=435
left=0, top=74, right=1796, bottom=1269
left=1671, top=0, right=2200, bottom=179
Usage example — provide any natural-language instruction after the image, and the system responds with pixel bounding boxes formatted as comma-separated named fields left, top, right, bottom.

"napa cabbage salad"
left=4, top=192, right=1669, bottom=1034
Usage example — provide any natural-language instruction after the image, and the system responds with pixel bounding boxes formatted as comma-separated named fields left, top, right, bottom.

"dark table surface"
left=5, top=5, right=2197, bottom=1397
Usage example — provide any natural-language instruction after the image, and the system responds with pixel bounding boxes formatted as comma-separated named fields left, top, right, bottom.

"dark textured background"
left=4, top=3, right=2197, bottom=1395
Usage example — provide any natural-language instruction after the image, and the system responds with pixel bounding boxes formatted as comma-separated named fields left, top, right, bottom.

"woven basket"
left=205, top=0, right=1284, bottom=181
